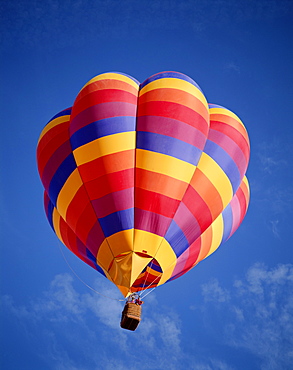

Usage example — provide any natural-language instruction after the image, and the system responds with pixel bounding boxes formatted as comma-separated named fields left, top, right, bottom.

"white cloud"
left=201, top=278, right=230, bottom=303
left=3, top=263, right=292, bottom=369
left=202, top=263, right=293, bottom=370
left=253, top=140, right=293, bottom=238
left=225, top=62, right=240, bottom=74
left=257, top=140, right=289, bottom=175
left=2, top=272, right=184, bottom=369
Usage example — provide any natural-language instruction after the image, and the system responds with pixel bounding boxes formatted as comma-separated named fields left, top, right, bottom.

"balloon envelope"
left=37, top=72, right=250, bottom=297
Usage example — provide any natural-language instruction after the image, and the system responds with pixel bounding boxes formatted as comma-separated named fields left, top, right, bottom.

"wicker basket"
left=120, top=302, right=142, bottom=331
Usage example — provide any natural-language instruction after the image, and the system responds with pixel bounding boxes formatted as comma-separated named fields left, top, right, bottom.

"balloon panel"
left=37, top=72, right=250, bottom=297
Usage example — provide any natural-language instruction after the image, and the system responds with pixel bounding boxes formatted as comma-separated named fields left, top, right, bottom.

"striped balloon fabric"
left=37, top=72, right=250, bottom=297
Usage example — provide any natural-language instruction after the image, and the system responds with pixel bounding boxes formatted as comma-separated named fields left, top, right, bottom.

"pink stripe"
left=208, top=128, right=248, bottom=178
left=134, top=208, right=171, bottom=236
left=137, top=115, right=207, bottom=150
left=91, top=187, right=134, bottom=218
left=170, top=237, right=201, bottom=278
left=172, top=202, right=201, bottom=244
left=70, top=102, right=137, bottom=135
left=229, top=196, right=241, bottom=237
left=171, top=248, right=189, bottom=278
left=86, top=220, right=105, bottom=256
left=41, top=140, right=72, bottom=190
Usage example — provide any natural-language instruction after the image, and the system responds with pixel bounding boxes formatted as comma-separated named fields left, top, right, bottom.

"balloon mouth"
left=106, top=251, right=163, bottom=296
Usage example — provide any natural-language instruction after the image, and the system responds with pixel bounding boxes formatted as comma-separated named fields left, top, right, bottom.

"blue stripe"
left=70, top=116, right=136, bottom=150
left=204, top=140, right=241, bottom=193
left=98, top=209, right=134, bottom=237
left=221, top=205, right=233, bottom=243
left=208, top=104, right=227, bottom=110
left=48, top=153, right=77, bottom=206
left=86, top=249, right=106, bottom=276
left=149, top=260, right=162, bottom=273
left=46, top=108, right=72, bottom=125
left=111, top=71, right=140, bottom=86
left=140, top=71, right=202, bottom=92
left=165, top=220, right=189, bottom=257
left=46, top=197, right=55, bottom=229
left=136, top=131, right=201, bottom=166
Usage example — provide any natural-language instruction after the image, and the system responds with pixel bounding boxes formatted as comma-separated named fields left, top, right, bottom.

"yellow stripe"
left=139, top=78, right=208, bottom=108
left=147, top=267, right=162, bottom=277
left=243, top=175, right=250, bottom=194
left=56, top=169, right=83, bottom=220
left=136, top=149, right=195, bottom=184
left=52, top=208, right=63, bottom=244
left=38, top=115, right=70, bottom=144
left=97, top=229, right=134, bottom=270
left=134, top=229, right=162, bottom=255
left=107, top=229, right=134, bottom=256
left=154, top=238, right=177, bottom=284
left=206, top=214, right=224, bottom=257
left=96, top=239, right=115, bottom=271
left=83, top=73, right=139, bottom=90
left=73, top=131, right=136, bottom=166
left=134, top=230, right=177, bottom=286
left=196, top=152, right=233, bottom=208
left=209, top=107, right=245, bottom=128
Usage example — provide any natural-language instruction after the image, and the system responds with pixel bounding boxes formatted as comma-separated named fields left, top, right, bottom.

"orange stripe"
left=195, top=227, right=213, bottom=263
left=135, top=168, right=188, bottom=200
left=139, top=88, right=209, bottom=122
left=190, top=169, right=223, bottom=221
left=75, top=79, right=139, bottom=104
left=210, top=113, right=249, bottom=142
left=78, top=149, right=135, bottom=183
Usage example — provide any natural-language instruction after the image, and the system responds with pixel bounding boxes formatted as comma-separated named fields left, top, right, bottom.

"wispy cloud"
left=257, top=140, right=288, bottom=175
left=224, top=62, right=241, bottom=74
left=3, top=263, right=292, bottom=369
left=202, top=278, right=230, bottom=303
left=201, top=263, right=293, bottom=370
left=253, top=139, right=293, bottom=238
left=2, top=273, right=183, bottom=369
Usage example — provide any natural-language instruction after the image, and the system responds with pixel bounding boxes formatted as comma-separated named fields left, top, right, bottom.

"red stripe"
left=37, top=128, right=70, bottom=177
left=138, top=101, right=209, bottom=135
left=74, top=202, right=99, bottom=246
left=84, top=168, right=134, bottom=200
left=182, top=185, right=213, bottom=234
left=210, top=121, right=250, bottom=163
left=75, top=79, right=138, bottom=104
left=135, top=188, right=180, bottom=218
left=71, top=89, right=138, bottom=119
left=59, top=218, right=79, bottom=256
left=41, top=140, right=72, bottom=190
left=65, top=186, right=91, bottom=230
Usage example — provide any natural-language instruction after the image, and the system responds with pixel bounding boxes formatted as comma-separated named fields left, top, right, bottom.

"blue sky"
left=1, top=1, right=293, bottom=369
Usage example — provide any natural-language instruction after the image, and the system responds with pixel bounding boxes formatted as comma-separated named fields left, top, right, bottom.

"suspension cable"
left=56, top=242, right=125, bottom=302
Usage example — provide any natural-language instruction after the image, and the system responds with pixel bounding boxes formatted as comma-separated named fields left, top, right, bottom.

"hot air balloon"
left=37, top=72, right=250, bottom=330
